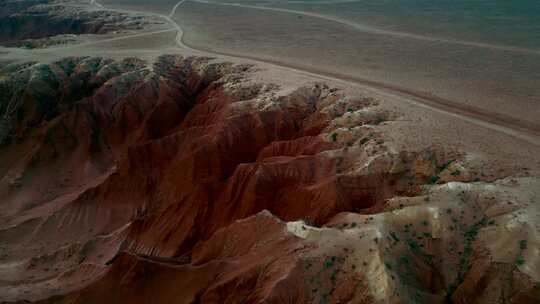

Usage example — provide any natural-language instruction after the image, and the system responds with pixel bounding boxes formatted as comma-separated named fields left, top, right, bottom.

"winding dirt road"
left=87, top=0, right=540, bottom=147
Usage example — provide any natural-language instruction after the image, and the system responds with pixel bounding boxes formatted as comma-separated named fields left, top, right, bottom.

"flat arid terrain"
left=1, top=0, right=540, bottom=303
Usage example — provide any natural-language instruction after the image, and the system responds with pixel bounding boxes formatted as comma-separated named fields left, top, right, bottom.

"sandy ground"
left=171, top=1, right=540, bottom=126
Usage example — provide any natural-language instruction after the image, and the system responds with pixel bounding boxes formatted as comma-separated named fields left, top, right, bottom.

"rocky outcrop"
left=0, top=0, right=161, bottom=47
left=0, top=55, right=539, bottom=303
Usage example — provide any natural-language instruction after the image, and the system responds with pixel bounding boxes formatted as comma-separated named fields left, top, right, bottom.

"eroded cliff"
left=0, top=0, right=164, bottom=48
left=0, top=55, right=539, bottom=303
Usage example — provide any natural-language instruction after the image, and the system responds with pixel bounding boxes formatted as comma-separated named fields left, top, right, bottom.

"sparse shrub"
left=324, top=257, right=334, bottom=269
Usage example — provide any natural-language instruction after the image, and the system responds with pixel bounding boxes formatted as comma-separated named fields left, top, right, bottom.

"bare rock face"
left=0, top=55, right=539, bottom=303
left=0, top=0, right=160, bottom=47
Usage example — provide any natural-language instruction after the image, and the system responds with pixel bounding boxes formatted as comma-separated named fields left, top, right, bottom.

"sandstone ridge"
left=0, top=55, right=539, bottom=303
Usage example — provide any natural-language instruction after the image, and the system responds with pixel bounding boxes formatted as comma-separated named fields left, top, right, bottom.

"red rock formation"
left=1, top=55, right=539, bottom=303
left=0, top=0, right=159, bottom=46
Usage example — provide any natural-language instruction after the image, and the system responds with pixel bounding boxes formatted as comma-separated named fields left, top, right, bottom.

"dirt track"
left=74, top=0, right=540, bottom=147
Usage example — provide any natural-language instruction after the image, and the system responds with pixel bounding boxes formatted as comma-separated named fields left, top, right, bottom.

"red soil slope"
left=0, top=55, right=538, bottom=303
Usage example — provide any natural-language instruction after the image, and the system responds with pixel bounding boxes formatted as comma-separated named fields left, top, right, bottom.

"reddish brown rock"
left=1, top=55, right=539, bottom=303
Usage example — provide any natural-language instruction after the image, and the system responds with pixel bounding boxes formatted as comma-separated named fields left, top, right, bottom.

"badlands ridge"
left=0, top=0, right=539, bottom=303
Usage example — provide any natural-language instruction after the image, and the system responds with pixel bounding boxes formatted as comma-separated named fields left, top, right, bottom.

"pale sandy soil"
left=171, top=1, right=540, bottom=127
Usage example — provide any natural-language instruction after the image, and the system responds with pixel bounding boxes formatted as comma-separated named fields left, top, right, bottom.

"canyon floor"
left=1, top=0, right=540, bottom=303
